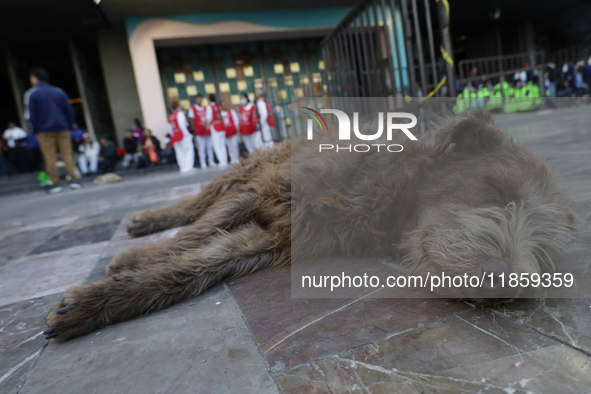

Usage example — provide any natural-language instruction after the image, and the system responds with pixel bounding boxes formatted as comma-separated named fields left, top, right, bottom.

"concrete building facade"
left=1, top=2, right=354, bottom=144
left=2, top=0, right=591, bottom=145
left=123, top=9, right=349, bottom=140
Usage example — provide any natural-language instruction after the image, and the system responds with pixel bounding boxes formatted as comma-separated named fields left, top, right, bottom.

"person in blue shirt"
left=25, top=68, right=82, bottom=194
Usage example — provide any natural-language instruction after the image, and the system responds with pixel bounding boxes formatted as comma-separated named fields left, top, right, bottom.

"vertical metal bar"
left=340, top=31, right=351, bottom=96
left=352, top=13, right=369, bottom=96
left=4, top=48, right=26, bottom=129
left=324, top=40, right=334, bottom=96
left=341, top=29, right=356, bottom=96
left=326, top=39, right=334, bottom=97
left=330, top=39, right=339, bottom=97
left=69, top=40, right=96, bottom=139
left=334, top=32, right=348, bottom=97
left=496, top=23, right=503, bottom=74
left=354, top=15, right=369, bottom=112
left=371, top=1, right=386, bottom=95
left=328, top=39, right=339, bottom=96
left=410, top=0, right=428, bottom=95
left=379, top=0, right=399, bottom=95
left=335, top=37, right=344, bottom=97
left=423, top=0, right=438, bottom=92
left=363, top=6, right=380, bottom=96
left=158, top=56, right=170, bottom=111
left=436, top=0, right=456, bottom=96
left=357, top=10, right=374, bottom=96
left=388, top=0, right=408, bottom=97
left=348, top=25, right=363, bottom=97
left=209, top=45, right=222, bottom=100
left=339, top=32, right=351, bottom=99
left=305, top=49, right=315, bottom=99
left=400, top=0, right=416, bottom=96
left=537, top=65, right=546, bottom=107
left=320, top=44, right=331, bottom=96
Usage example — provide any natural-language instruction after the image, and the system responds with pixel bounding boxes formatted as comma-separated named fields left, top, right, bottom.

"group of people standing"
left=169, top=91, right=275, bottom=173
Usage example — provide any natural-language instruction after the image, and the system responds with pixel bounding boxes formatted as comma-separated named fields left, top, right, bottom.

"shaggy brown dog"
left=44, top=111, right=578, bottom=341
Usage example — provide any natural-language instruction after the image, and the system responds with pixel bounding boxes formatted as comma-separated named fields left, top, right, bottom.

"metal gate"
left=321, top=0, right=455, bottom=99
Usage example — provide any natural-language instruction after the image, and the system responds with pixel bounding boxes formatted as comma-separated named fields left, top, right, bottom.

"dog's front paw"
left=106, top=248, right=147, bottom=276
left=127, top=213, right=155, bottom=237
left=45, top=304, right=86, bottom=342
left=44, top=288, right=107, bottom=342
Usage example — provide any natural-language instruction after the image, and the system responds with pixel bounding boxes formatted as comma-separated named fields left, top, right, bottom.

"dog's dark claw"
left=43, top=327, right=56, bottom=335
left=57, top=305, right=71, bottom=314
left=45, top=332, right=58, bottom=339
left=111, top=275, right=120, bottom=280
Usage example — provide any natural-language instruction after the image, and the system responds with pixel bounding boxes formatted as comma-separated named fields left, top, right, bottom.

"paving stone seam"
left=277, top=372, right=375, bottom=391
left=10, top=341, right=49, bottom=394
left=223, top=283, right=285, bottom=394
left=491, top=309, right=591, bottom=358
left=268, top=304, right=476, bottom=375
left=455, top=315, right=528, bottom=355
left=2, top=332, right=44, bottom=353
left=264, top=287, right=384, bottom=355
left=332, top=356, right=533, bottom=393
left=276, top=354, right=537, bottom=393
left=440, top=344, right=562, bottom=373
left=383, top=303, right=475, bottom=340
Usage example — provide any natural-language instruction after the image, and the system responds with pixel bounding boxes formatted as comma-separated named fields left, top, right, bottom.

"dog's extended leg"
left=126, top=144, right=290, bottom=237
left=108, top=191, right=262, bottom=275
left=45, top=222, right=288, bottom=342
left=127, top=171, right=245, bottom=237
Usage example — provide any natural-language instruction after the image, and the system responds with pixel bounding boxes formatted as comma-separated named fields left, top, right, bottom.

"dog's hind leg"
left=45, top=222, right=289, bottom=342
left=108, top=190, right=262, bottom=275
left=127, top=143, right=290, bottom=237
left=127, top=172, right=246, bottom=237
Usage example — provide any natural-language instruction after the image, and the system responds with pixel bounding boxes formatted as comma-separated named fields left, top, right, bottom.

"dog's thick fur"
left=45, top=112, right=578, bottom=341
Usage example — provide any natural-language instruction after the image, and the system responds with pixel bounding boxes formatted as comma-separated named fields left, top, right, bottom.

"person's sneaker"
left=69, top=182, right=83, bottom=189
left=47, top=186, right=63, bottom=194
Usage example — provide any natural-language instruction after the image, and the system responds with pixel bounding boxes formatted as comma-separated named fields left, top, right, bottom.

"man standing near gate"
left=26, top=68, right=82, bottom=194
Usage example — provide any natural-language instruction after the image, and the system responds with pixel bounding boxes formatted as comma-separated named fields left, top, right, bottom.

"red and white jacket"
left=256, top=98, right=276, bottom=127
left=168, top=110, right=184, bottom=146
left=205, top=102, right=225, bottom=132
left=167, top=110, right=192, bottom=148
left=188, top=104, right=209, bottom=136
left=221, top=108, right=240, bottom=138
left=239, top=102, right=257, bottom=135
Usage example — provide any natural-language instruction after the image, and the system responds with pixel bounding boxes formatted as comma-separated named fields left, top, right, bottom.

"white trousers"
left=78, top=154, right=98, bottom=173
left=174, top=140, right=195, bottom=173
left=260, top=121, right=274, bottom=148
left=242, top=132, right=263, bottom=154
left=225, top=135, right=240, bottom=164
left=121, top=153, right=140, bottom=168
left=196, top=135, right=214, bottom=168
left=210, top=127, right=228, bottom=166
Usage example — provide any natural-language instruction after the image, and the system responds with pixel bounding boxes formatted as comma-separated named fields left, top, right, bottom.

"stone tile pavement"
left=0, top=107, right=590, bottom=393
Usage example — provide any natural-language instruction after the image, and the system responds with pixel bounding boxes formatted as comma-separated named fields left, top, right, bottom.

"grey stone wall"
left=97, top=24, right=143, bottom=144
